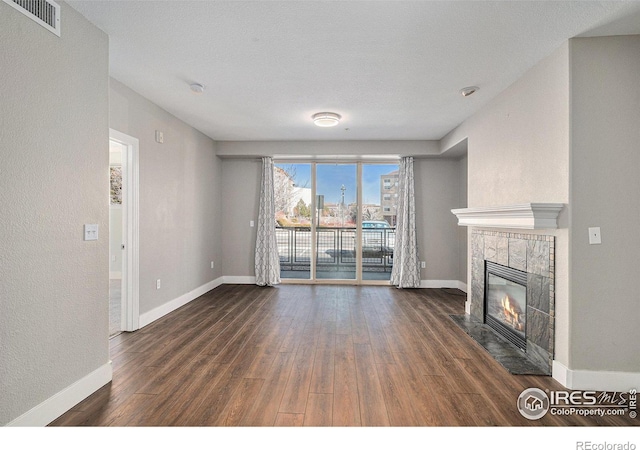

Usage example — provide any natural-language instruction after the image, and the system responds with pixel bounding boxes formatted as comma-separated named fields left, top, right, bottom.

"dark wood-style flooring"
left=50, top=284, right=636, bottom=427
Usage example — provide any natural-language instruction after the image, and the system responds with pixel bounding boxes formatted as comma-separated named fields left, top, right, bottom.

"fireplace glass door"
left=485, top=262, right=527, bottom=350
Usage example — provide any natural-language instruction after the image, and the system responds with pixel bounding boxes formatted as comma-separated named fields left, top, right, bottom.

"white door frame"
left=110, top=129, right=140, bottom=331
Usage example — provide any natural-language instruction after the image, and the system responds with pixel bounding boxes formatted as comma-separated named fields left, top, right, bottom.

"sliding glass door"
left=316, top=164, right=357, bottom=280
left=274, top=163, right=312, bottom=280
left=275, top=161, right=398, bottom=284
left=361, top=164, right=399, bottom=281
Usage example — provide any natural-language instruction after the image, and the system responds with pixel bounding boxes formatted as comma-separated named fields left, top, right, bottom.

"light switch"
left=84, top=224, right=98, bottom=241
left=588, top=227, right=601, bottom=245
left=250, top=220, right=255, bottom=227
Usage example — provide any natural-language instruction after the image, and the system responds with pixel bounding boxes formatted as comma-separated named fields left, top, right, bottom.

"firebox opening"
left=484, top=261, right=527, bottom=351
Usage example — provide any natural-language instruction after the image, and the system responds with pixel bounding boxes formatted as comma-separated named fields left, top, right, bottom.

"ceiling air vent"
left=3, top=0, right=61, bottom=37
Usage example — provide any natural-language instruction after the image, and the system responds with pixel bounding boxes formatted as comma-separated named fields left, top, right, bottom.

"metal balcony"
left=276, top=226, right=395, bottom=279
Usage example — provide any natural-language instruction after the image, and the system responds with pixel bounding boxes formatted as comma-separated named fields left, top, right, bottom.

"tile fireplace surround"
left=470, top=229, right=555, bottom=374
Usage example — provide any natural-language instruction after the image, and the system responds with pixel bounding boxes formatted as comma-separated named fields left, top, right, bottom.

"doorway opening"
left=275, top=161, right=399, bottom=284
left=109, top=140, right=124, bottom=337
left=109, top=129, right=140, bottom=336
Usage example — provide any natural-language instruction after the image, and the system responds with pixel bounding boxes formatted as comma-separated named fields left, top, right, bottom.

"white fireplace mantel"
left=451, top=203, right=564, bottom=230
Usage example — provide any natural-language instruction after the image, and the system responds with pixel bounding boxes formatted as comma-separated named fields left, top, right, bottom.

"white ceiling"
left=68, top=1, right=640, bottom=142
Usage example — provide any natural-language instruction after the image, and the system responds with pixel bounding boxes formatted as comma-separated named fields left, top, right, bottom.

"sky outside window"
left=316, top=164, right=357, bottom=204
left=276, top=163, right=399, bottom=205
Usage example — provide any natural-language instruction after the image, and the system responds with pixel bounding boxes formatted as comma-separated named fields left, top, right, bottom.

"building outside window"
left=380, top=170, right=399, bottom=226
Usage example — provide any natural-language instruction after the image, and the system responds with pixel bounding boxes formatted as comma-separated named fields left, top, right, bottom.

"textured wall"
left=109, top=79, right=222, bottom=316
left=443, top=36, right=640, bottom=377
left=221, top=159, right=262, bottom=278
left=217, top=140, right=440, bottom=158
left=414, top=158, right=467, bottom=281
left=569, top=36, right=640, bottom=373
left=441, top=42, right=571, bottom=365
left=458, top=155, right=468, bottom=284
left=0, top=3, right=109, bottom=424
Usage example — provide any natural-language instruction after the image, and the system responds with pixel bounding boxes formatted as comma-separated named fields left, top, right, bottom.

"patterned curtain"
left=255, top=157, right=281, bottom=286
left=390, top=156, right=420, bottom=288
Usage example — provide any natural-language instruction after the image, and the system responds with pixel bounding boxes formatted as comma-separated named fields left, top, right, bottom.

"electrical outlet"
left=421, top=261, right=426, bottom=269
left=155, top=130, right=164, bottom=144
left=156, top=279, right=161, bottom=289
left=211, top=261, right=215, bottom=269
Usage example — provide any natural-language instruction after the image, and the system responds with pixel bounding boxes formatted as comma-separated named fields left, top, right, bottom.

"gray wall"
left=220, top=156, right=466, bottom=283
left=458, top=155, right=468, bottom=284
left=569, top=36, right=640, bottom=373
left=109, top=79, right=222, bottom=316
left=441, top=36, right=640, bottom=378
left=414, top=158, right=467, bottom=282
left=217, top=140, right=440, bottom=158
left=221, top=159, right=262, bottom=278
left=0, top=3, right=109, bottom=425
left=441, top=42, right=571, bottom=364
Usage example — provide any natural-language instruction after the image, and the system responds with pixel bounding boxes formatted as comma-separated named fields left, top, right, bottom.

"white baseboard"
left=552, top=360, right=640, bottom=392
left=419, top=279, right=467, bottom=291
left=223, top=275, right=256, bottom=285
left=218, top=276, right=466, bottom=290
left=139, top=277, right=224, bottom=329
left=7, top=362, right=112, bottom=427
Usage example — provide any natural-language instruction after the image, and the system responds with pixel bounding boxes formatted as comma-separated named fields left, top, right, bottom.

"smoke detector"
left=459, top=86, right=479, bottom=97
left=190, top=83, right=205, bottom=94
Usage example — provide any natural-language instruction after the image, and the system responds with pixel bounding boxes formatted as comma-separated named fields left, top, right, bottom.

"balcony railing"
left=276, top=226, right=395, bottom=275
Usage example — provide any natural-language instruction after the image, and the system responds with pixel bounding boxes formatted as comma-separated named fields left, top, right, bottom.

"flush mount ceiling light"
left=459, top=86, right=479, bottom=97
left=190, top=83, right=205, bottom=94
left=312, top=112, right=341, bottom=127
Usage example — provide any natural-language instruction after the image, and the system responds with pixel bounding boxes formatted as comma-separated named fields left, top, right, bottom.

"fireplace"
left=450, top=206, right=562, bottom=375
left=485, top=261, right=527, bottom=351
left=464, top=230, right=554, bottom=375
